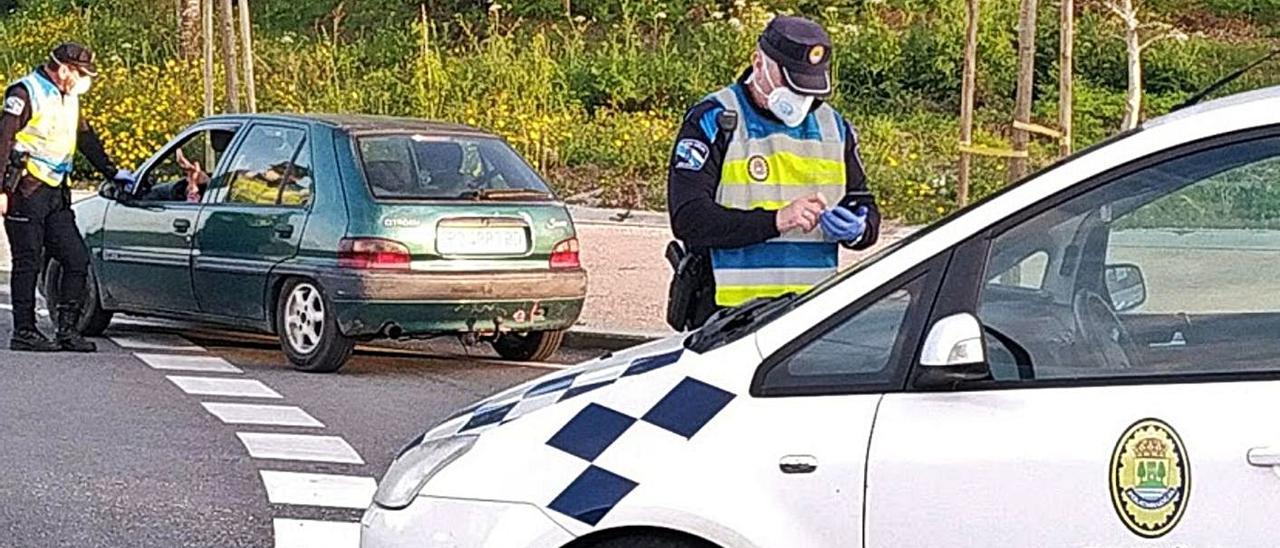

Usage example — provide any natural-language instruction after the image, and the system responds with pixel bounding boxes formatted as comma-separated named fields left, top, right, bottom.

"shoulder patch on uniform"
left=4, top=96, right=25, bottom=116
left=674, top=139, right=710, bottom=171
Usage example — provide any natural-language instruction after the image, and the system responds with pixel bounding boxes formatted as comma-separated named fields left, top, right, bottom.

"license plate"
left=436, top=226, right=529, bottom=255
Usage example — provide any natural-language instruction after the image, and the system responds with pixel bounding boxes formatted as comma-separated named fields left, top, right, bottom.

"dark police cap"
left=757, top=15, right=832, bottom=98
left=51, top=42, right=98, bottom=77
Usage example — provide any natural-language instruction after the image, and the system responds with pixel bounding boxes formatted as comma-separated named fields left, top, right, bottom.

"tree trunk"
left=1009, top=0, right=1038, bottom=183
left=1122, top=11, right=1142, bottom=130
left=958, top=0, right=980, bottom=206
left=179, top=0, right=202, bottom=59
left=219, top=0, right=240, bottom=113
left=238, top=0, right=257, bottom=113
left=1059, top=0, right=1074, bottom=156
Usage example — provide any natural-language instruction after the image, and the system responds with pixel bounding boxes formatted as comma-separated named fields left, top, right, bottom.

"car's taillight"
left=550, top=237, right=580, bottom=270
left=339, top=238, right=411, bottom=270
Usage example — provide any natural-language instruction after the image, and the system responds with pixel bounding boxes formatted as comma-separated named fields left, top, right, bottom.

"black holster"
left=665, top=240, right=717, bottom=331
left=3, top=150, right=27, bottom=194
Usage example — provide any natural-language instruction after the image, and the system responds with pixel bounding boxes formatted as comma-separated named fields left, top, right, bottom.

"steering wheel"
left=1072, top=290, right=1141, bottom=370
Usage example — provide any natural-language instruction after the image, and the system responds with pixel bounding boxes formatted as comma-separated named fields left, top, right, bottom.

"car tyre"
left=41, top=259, right=114, bottom=337
left=585, top=534, right=713, bottom=548
left=491, top=329, right=566, bottom=362
left=276, top=278, right=354, bottom=373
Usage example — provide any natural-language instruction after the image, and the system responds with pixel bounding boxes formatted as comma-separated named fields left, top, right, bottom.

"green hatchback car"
left=51, top=114, right=588, bottom=372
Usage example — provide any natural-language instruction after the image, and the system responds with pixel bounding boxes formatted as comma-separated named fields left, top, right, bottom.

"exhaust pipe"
left=383, top=323, right=404, bottom=339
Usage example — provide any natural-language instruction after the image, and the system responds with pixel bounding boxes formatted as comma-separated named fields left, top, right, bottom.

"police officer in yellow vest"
left=666, top=16, right=880, bottom=328
left=0, top=43, right=128, bottom=352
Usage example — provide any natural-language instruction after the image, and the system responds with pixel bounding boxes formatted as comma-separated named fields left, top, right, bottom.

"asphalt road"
left=0, top=289, right=604, bottom=547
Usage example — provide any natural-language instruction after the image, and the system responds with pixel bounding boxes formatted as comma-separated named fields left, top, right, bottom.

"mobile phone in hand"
left=839, top=191, right=875, bottom=212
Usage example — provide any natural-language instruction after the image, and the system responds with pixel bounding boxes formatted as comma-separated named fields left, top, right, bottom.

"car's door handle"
left=273, top=224, right=294, bottom=238
left=173, top=218, right=191, bottom=233
left=1247, top=447, right=1280, bottom=467
left=779, top=455, right=818, bottom=474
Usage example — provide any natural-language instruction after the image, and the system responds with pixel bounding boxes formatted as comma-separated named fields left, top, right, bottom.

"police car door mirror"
left=1105, top=263, right=1147, bottom=312
left=915, top=313, right=990, bottom=387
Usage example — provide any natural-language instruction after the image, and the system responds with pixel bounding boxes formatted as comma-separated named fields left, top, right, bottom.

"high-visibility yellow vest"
left=709, top=84, right=847, bottom=307
left=11, top=70, right=79, bottom=187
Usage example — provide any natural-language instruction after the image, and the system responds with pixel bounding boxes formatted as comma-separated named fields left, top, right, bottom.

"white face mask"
left=752, top=58, right=814, bottom=127
left=69, top=74, right=92, bottom=96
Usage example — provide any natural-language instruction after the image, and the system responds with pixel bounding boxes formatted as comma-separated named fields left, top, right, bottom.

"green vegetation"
left=1, top=0, right=1277, bottom=223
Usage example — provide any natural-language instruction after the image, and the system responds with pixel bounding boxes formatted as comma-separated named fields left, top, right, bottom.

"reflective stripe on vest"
left=709, top=84, right=846, bottom=307
left=12, top=71, right=79, bottom=187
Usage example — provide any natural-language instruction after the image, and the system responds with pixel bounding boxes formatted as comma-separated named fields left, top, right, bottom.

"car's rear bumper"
left=319, top=268, right=587, bottom=337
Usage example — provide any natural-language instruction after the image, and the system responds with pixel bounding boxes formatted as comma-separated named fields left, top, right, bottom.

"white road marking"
left=0, top=302, right=49, bottom=317
left=237, top=433, right=364, bottom=465
left=201, top=402, right=325, bottom=428
left=109, top=333, right=205, bottom=351
left=138, top=353, right=242, bottom=373
left=273, top=519, right=360, bottom=548
left=167, top=376, right=282, bottom=399
left=259, top=470, right=376, bottom=509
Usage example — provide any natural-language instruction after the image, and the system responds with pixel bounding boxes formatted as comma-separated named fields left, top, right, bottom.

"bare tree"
left=219, top=0, right=241, bottom=113
left=238, top=0, right=257, bottom=112
left=179, top=0, right=202, bottom=59
left=1009, top=0, right=1038, bottom=183
left=1059, top=0, right=1074, bottom=156
left=1103, top=0, right=1186, bottom=129
left=958, top=0, right=980, bottom=206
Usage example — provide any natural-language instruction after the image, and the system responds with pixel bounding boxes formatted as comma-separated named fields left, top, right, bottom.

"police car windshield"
left=357, top=134, right=553, bottom=200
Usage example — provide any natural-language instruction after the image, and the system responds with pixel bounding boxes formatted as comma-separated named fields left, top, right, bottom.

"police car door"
left=866, top=131, right=1280, bottom=546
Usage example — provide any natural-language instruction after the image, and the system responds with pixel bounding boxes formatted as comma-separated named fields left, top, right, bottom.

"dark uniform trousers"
left=4, top=176, right=87, bottom=330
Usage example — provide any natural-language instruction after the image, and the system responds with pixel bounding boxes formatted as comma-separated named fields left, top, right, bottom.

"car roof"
left=204, top=112, right=496, bottom=137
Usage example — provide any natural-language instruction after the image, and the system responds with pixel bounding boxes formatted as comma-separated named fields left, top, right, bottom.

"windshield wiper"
left=457, top=188, right=551, bottom=201
left=1172, top=47, right=1280, bottom=111
left=687, top=292, right=800, bottom=352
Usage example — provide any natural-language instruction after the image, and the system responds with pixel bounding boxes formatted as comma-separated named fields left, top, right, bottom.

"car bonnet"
left=419, top=336, right=691, bottom=443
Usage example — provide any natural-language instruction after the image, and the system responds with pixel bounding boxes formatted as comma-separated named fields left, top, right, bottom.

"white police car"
left=361, top=86, right=1280, bottom=547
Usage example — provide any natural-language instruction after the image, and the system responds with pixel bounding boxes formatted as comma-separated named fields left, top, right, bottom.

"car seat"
left=364, top=160, right=414, bottom=195
left=415, top=142, right=465, bottom=192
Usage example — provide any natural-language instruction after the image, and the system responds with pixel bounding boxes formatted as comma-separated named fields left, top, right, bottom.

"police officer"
left=0, top=43, right=127, bottom=352
left=666, top=16, right=880, bottom=327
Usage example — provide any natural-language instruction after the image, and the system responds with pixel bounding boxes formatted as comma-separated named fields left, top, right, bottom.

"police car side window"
left=979, top=135, right=1280, bottom=381
left=757, top=274, right=930, bottom=396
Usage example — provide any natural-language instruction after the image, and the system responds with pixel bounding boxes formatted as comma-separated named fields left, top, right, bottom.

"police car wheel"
left=41, top=259, right=114, bottom=337
left=276, top=278, right=354, bottom=373
left=491, top=329, right=565, bottom=362
left=583, top=534, right=712, bottom=548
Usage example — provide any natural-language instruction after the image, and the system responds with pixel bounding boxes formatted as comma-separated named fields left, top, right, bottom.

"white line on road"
left=138, top=353, right=242, bottom=373
left=237, top=432, right=365, bottom=465
left=109, top=333, right=205, bottom=352
left=201, top=402, right=325, bottom=428
left=259, top=470, right=376, bottom=509
left=0, top=302, right=48, bottom=317
left=167, top=376, right=282, bottom=399
left=273, top=519, right=360, bottom=548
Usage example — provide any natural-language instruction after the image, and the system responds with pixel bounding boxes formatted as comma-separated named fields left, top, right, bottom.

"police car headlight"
left=374, top=435, right=477, bottom=509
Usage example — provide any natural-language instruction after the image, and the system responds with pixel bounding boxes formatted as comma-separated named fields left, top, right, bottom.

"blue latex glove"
left=113, top=169, right=135, bottom=183
left=820, top=205, right=868, bottom=243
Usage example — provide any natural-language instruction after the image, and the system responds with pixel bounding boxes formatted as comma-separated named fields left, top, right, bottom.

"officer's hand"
left=113, top=169, right=135, bottom=183
left=0, top=193, right=7, bottom=216
left=820, top=205, right=868, bottom=242
left=776, top=194, right=827, bottom=234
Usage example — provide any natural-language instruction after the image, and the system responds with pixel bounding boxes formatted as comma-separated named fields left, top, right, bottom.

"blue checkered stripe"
left=446, top=349, right=688, bottom=436
left=544, top=376, right=736, bottom=526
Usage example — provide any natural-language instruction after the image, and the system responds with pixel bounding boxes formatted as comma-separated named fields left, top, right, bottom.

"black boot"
left=55, top=304, right=96, bottom=353
left=10, top=327, right=59, bottom=352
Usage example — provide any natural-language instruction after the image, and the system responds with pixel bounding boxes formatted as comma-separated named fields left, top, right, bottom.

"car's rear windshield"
left=357, top=134, right=553, bottom=200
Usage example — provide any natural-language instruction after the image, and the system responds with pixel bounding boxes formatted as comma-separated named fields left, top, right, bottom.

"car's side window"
left=279, top=142, right=313, bottom=207
left=136, top=128, right=238, bottom=203
left=223, top=125, right=307, bottom=206
left=756, top=272, right=933, bottom=396
left=978, top=134, right=1280, bottom=381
